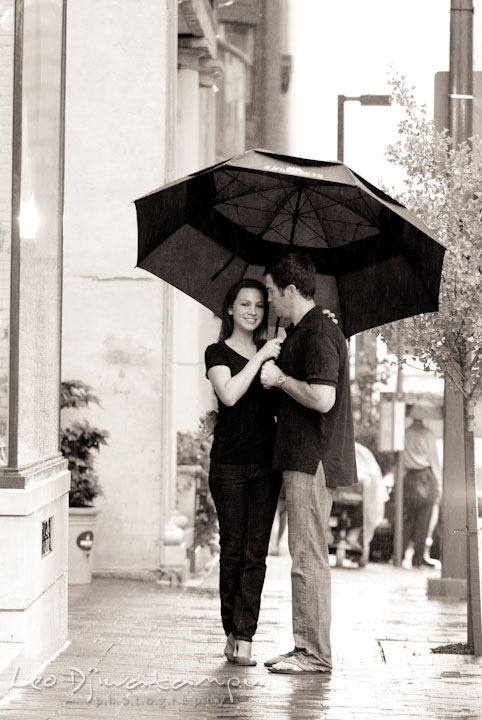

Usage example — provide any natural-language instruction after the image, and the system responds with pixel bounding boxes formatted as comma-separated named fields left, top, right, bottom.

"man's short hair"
left=264, top=253, right=317, bottom=299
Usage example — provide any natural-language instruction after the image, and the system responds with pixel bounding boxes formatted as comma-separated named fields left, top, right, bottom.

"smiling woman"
left=204, top=278, right=282, bottom=666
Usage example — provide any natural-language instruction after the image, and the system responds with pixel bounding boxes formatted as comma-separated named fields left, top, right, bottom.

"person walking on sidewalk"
left=205, top=279, right=283, bottom=667
left=402, top=407, right=442, bottom=568
left=260, top=254, right=357, bottom=674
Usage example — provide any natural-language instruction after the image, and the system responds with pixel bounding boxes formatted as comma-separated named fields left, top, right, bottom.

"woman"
left=205, top=279, right=282, bottom=666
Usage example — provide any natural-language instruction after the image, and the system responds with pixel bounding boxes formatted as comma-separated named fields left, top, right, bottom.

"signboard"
left=76, top=531, right=94, bottom=552
left=379, top=393, right=406, bottom=452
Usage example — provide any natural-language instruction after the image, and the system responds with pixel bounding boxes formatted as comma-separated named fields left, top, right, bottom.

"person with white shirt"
left=402, top=407, right=442, bottom=567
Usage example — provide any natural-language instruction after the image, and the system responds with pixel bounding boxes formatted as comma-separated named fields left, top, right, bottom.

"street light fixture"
left=337, top=92, right=399, bottom=563
left=337, top=93, right=392, bottom=162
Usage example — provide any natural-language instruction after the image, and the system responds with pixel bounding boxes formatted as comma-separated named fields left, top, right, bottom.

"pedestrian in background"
left=205, top=279, right=282, bottom=666
left=402, top=406, right=442, bottom=568
left=260, top=254, right=357, bottom=674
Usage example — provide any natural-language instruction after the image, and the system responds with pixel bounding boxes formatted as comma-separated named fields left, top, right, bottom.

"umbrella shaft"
left=288, top=187, right=303, bottom=245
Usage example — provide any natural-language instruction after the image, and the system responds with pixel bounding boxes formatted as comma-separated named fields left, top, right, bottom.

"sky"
left=289, top=0, right=482, bottom=193
left=288, top=1, right=482, bottom=451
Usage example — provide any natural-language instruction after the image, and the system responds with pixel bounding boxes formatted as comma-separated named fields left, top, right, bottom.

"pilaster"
left=158, top=6, right=220, bottom=583
left=0, top=0, right=69, bottom=694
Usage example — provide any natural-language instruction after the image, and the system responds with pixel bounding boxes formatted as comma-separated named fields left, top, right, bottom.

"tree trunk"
left=463, top=396, right=482, bottom=654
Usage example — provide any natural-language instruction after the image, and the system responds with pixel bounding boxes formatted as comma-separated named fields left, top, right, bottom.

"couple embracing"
left=205, top=253, right=357, bottom=674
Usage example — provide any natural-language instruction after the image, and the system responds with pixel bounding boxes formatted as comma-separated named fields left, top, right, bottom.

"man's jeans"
left=209, top=462, right=281, bottom=641
left=283, top=461, right=335, bottom=670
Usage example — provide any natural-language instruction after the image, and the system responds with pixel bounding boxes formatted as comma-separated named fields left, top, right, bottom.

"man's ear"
left=287, top=284, right=298, bottom=298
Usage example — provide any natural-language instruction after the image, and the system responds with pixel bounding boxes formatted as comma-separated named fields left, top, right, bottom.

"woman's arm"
left=207, top=339, right=281, bottom=407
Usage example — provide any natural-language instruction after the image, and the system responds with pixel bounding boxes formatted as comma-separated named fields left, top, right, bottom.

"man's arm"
left=259, top=362, right=335, bottom=413
left=425, top=429, right=443, bottom=493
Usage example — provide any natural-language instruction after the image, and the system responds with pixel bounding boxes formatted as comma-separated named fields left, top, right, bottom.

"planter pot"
left=68, top=506, right=100, bottom=585
left=177, top=464, right=201, bottom=528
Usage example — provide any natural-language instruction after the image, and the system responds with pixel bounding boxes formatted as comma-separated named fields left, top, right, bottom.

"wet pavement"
left=1, top=546, right=481, bottom=719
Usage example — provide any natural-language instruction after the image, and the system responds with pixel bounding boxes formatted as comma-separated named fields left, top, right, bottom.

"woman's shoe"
left=233, top=639, right=256, bottom=666
left=224, top=632, right=236, bottom=662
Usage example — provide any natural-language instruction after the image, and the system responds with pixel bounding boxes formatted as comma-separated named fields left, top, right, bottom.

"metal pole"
left=442, top=1, right=473, bottom=584
left=393, top=331, right=404, bottom=567
left=446, top=0, right=482, bottom=655
left=449, top=0, right=473, bottom=145
left=337, top=95, right=345, bottom=161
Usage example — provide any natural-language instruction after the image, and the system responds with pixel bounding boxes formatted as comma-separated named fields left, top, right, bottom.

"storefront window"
left=13, top=0, right=65, bottom=467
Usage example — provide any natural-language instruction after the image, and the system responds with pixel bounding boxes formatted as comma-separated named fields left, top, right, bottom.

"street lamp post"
left=337, top=94, right=392, bottom=162
left=337, top=92, right=402, bottom=563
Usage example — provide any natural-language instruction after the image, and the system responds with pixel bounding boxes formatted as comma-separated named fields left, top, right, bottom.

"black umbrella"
left=134, top=149, right=445, bottom=337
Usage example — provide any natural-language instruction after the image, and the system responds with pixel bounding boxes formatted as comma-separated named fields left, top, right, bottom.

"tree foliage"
left=378, top=75, right=482, bottom=405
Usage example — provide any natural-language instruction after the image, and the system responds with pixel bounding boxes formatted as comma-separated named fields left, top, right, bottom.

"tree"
left=378, top=75, right=482, bottom=654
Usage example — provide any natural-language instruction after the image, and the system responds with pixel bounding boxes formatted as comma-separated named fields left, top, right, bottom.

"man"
left=260, top=253, right=357, bottom=674
left=402, top=407, right=442, bottom=568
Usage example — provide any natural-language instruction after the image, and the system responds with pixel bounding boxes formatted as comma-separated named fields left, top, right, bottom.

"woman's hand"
left=258, top=338, right=283, bottom=362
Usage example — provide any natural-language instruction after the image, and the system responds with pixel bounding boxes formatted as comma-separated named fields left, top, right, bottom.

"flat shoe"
left=264, top=650, right=296, bottom=667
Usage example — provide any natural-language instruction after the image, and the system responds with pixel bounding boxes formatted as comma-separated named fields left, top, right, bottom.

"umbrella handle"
left=263, top=317, right=280, bottom=389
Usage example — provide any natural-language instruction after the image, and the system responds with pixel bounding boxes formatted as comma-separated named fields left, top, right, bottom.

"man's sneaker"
left=264, top=649, right=296, bottom=667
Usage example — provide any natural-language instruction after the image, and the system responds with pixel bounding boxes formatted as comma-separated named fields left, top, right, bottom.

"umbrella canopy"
left=135, top=149, right=445, bottom=337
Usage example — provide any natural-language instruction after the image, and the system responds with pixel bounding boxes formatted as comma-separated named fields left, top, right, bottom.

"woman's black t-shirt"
left=205, top=341, right=276, bottom=465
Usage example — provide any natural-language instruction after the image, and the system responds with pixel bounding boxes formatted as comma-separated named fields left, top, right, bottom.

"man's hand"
left=260, top=361, right=284, bottom=388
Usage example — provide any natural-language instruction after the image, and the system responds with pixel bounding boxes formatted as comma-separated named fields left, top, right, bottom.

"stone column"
left=159, top=47, right=221, bottom=582
left=0, top=0, right=70, bottom=690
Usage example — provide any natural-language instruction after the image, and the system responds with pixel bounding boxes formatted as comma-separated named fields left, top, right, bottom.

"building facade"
left=0, top=0, right=70, bottom=691
left=0, top=0, right=293, bottom=694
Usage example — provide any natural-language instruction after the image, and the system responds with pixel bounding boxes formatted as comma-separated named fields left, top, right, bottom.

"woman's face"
left=229, top=287, right=265, bottom=333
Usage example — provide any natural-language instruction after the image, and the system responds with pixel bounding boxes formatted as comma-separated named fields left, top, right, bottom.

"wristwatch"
left=277, top=373, right=287, bottom=388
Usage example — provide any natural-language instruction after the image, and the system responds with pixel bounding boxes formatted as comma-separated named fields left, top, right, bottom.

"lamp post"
left=337, top=92, right=402, bottom=563
left=337, top=94, right=392, bottom=162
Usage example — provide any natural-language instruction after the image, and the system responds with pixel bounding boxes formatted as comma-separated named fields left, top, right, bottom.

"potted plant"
left=176, top=424, right=219, bottom=572
left=61, top=380, right=109, bottom=584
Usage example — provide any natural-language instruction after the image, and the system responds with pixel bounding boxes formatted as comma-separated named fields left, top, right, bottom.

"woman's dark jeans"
left=209, top=462, right=281, bottom=641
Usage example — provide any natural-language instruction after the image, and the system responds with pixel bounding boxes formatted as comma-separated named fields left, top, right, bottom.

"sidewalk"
left=1, top=548, right=481, bottom=719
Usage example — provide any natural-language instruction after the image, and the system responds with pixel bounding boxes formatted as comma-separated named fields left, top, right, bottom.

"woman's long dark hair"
left=218, top=279, right=269, bottom=343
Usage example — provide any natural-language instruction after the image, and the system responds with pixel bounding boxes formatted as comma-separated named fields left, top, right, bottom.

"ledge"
left=0, top=454, right=68, bottom=490
left=178, top=0, right=217, bottom=59
left=0, top=458, right=70, bottom=516
left=427, top=577, right=467, bottom=599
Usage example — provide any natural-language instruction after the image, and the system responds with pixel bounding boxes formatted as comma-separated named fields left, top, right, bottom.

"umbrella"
left=134, top=149, right=445, bottom=337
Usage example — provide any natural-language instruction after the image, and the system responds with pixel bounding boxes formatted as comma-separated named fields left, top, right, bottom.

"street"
left=1, top=547, right=480, bottom=720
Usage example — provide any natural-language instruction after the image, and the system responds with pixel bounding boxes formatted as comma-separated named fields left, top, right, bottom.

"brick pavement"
left=1, top=550, right=481, bottom=720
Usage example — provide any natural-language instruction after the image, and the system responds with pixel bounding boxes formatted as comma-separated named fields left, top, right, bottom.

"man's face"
left=265, top=274, right=291, bottom=319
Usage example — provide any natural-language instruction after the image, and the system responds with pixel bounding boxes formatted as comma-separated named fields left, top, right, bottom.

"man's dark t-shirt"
left=205, top=341, right=275, bottom=465
left=274, top=306, right=357, bottom=488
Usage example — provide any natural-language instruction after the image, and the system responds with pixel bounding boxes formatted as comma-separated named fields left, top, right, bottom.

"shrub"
left=61, top=380, right=109, bottom=507
left=176, top=428, right=218, bottom=549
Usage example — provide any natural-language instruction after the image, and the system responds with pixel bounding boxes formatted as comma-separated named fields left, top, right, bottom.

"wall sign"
left=76, top=531, right=94, bottom=552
